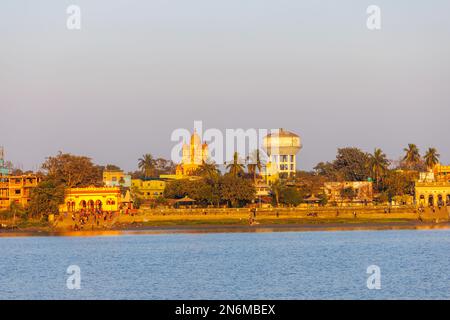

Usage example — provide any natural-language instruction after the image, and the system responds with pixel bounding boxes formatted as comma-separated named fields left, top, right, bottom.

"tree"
left=194, top=160, right=220, bottom=181
left=367, top=148, right=390, bottom=189
left=219, top=175, right=255, bottom=207
left=333, top=148, right=371, bottom=181
left=380, top=170, right=417, bottom=199
left=154, top=158, right=176, bottom=175
left=424, top=148, right=440, bottom=170
left=138, top=154, right=156, bottom=178
left=247, top=163, right=257, bottom=181
left=314, top=162, right=339, bottom=180
left=105, top=164, right=121, bottom=171
left=226, top=152, right=245, bottom=177
left=42, top=152, right=103, bottom=188
left=270, top=179, right=283, bottom=207
left=279, top=187, right=302, bottom=206
left=340, top=187, right=356, bottom=203
left=403, top=144, right=421, bottom=170
left=27, top=179, right=65, bottom=219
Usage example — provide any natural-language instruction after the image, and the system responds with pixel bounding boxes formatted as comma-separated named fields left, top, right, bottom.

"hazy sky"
left=1, top=0, right=449, bottom=172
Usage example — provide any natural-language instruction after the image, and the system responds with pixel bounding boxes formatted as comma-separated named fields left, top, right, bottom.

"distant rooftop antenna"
left=0, top=146, right=9, bottom=176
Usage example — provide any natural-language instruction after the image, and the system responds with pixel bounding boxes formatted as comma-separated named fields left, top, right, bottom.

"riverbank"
left=1, top=221, right=450, bottom=237
left=1, top=206, right=449, bottom=237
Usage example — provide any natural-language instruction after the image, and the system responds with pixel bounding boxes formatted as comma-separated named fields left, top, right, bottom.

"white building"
left=263, top=128, right=302, bottom=178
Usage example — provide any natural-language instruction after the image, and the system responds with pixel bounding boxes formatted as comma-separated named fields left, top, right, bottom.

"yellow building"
left=415, top=182, right=450, bottom=207
left=0, top=175, right=42, bottom=210
left=103, top=170, right=131, bottom=187
left=324, top=181, right=374, bottom=205
left=131, top=179, right=166, bottom=200
left=61, top=187, right=121, bottom=212
left=175, top=131, right=208, bottom=176
left=260, top=162, right=279, bottom=184
left=433, top=164, right=450, bottom=182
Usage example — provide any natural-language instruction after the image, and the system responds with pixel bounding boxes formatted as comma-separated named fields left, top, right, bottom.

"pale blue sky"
left=1, top=0, right=449, bottom=171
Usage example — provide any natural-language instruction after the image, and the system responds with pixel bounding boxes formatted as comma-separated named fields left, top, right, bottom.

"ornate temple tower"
left=177, top=131, right=209, bottom=176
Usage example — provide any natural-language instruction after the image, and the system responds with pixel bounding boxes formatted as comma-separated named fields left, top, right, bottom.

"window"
left=15, top=189, right=21, bottom=195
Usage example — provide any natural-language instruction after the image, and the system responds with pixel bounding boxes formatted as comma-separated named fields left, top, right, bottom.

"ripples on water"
left=0, top=230, right=449, bottom=299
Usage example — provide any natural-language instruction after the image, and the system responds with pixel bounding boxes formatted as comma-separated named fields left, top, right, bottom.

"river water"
left=0, top=229, right=449, bottom=299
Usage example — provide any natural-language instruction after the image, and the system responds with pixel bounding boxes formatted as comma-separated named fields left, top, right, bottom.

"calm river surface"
left=1, top=229, right=449, bottom=299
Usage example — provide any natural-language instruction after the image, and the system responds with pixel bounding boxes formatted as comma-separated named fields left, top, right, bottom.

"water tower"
left=263, top=129, right=302, bottom=177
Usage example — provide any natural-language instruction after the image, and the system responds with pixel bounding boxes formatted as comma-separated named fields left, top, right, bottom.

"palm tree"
left=254, top=149, right=263, bottom=174
left=403, top=144, right=421, bottom=169
left=196, top=159, right=221, bottom=206
left=226, top=152, right=245, bottom=177
left=247, top=163, right=257, bottom=181
left=270, top=179, right=283, bottom=207
left=196, top=159, right=220, bottom=180
left=368, top=148, right=390, bottom=188
left=138, top=154, right=155, bottom=178
left=424, top=148, right=440, bottom=170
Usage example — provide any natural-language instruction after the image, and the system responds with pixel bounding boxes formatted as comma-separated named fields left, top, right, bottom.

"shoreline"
left=1, top=220, right=450, bottom=237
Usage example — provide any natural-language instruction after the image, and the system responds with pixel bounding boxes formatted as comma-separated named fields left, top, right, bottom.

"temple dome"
left=190, top=132, right=201, bottom=146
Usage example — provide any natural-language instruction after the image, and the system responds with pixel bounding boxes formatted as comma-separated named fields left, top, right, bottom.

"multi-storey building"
left=103, top=170, right=131, bottom=187
left=262, top=129, right=302, bottom=178
left=131, top=179, right=166, bottom=199
left=0, top=175, right=42, bottom=210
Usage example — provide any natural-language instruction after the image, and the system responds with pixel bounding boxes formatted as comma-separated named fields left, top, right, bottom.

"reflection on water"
left=1, top=230, right=450, bottom=299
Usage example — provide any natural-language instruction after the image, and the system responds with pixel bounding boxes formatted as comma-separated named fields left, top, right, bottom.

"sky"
left=1, top=0, right=449, bottom=172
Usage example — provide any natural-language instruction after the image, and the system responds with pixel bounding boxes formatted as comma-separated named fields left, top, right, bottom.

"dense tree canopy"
left=42, top=152, right=103, bottom=188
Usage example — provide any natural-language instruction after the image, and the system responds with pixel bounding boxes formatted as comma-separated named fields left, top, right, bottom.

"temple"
left=175, top=131, right=208, bottom=176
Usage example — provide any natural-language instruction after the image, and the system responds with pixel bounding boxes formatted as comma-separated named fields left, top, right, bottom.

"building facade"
left=131, top=179, right=166, bottom=199
left=415, top=182, right=450, bottom=207
left=324, top=181, right=374, bottom=205
left=262, top=129, right=301, bottom=178
left=61, top=187, right=122, bottom=212
left=103, top=170, right=131, bottom=187
left=0, top=175, right=42, bottom=210
left=175, top=131, right=208, bottom=176
left=433, top=164, right=450, bottom=182
left=415, top=164, right=450, bottom=207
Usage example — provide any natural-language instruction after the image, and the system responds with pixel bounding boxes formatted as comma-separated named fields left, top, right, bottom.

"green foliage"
left=424, top=148, right=440, bottom=170
left=138, top=154, right=156, bottom=178
left=27, top=179, right=65, bottom=218
left=279, top=187, right=302, bottom=206
left=219, top=175, right=255, bottom=207
left=340, top=187, right=356, bottom=201
left=104, top=164, right=121, bottom=171
left=402, top=144, right=421, bottom=168
left=226, top=152, right=245, bottom=177
left=380, top=170, right=417, bottom=198
left=164, top=174, right=256, bottom=208
left=314, top=148, right=371, bottom=182
left=333, top=148, right=371, bottom=181
left=42, top=152, right=103, bottom=187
